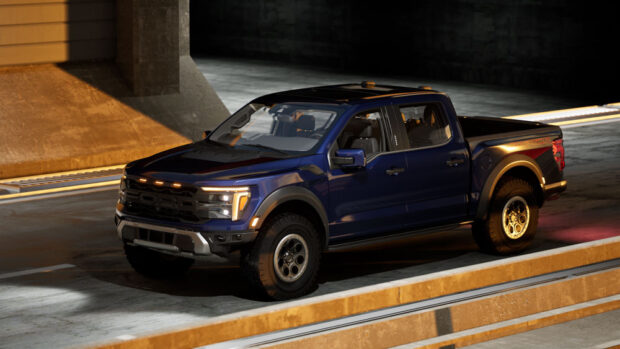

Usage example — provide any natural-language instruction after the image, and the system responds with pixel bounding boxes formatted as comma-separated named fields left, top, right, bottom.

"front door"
left=327, top=107, right=410, bottom=243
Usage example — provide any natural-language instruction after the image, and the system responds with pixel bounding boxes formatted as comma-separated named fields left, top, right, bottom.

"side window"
left=337, top=109, right=386, bottom=157
left=398, top=103, right=451, bottom=149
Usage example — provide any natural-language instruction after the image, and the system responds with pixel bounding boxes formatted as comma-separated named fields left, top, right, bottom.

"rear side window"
left=337, top=109, right=386, bottom=157
left=397, top=103, right=451, bottom=149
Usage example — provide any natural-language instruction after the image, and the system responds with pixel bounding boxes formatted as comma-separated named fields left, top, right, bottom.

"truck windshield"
left=209, top=102, right=346, bottom=154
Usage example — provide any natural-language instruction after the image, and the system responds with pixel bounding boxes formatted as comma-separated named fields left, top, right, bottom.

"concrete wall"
left=190, top=0, right=619, bottom=102
left=0, top=0, right=229, bottom=179
left=0, top=0, right=116, bottom=66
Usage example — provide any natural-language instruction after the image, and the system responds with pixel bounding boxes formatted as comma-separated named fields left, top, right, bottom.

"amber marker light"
left=172, top=183, right=182, bottom=189
left=250, top=217, right=260, bottom=228
left=154, top=180, right=164, bottom=186
left=138, top=178, right=147, bottom=183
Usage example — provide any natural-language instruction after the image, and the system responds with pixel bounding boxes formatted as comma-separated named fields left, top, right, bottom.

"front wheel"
left=473, top=177, right=539, bottom=255
left=241, top=213, right=321, bottom=300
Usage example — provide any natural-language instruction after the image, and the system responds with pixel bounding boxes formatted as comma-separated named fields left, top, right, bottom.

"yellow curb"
left=551, top=113, right=620, bottom=126
left=503, top=105, right=599, bottom=119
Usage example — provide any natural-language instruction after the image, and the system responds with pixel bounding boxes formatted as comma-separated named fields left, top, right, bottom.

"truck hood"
left=125, top=141, right=302, bottom=181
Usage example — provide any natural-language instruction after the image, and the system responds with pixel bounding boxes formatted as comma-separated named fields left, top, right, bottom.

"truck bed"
left=458, top=116, right=561, bottom=151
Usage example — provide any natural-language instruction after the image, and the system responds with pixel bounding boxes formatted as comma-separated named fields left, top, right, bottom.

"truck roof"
left=253, top=82, right=442, bottom=105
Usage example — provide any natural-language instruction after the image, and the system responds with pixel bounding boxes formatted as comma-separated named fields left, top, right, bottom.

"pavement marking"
left=0, top=264, right=75, bottom=280
left=594, top=339, right=620, bottom=349
left=115, top=335, right=137, bottom=341
left=503, top=105, right=603, bottom=120
left=0, top=180, right=119, bottom=200
left=551, top=113, right=620, bottom=126
left=504, top=103, right=620, bottom=127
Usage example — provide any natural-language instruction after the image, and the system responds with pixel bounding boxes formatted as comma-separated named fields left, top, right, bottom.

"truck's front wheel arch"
left=252, top=186, right=329, bottom=251
left=262, top=200, right=327, bottom=249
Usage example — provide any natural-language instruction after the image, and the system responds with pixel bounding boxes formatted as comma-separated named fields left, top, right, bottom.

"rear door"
left=327, top=105, right=410, bottom=243
left=387, top=97, right=470, bottom=228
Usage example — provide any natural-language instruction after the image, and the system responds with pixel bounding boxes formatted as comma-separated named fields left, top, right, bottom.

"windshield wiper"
left=240, top=143, right=289, bottom=155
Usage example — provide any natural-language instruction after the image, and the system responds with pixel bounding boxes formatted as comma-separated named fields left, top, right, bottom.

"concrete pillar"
left=117, top=0, right=180, bottom=96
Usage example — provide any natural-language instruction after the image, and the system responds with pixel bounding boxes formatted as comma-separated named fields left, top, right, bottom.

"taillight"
left=552, top=138, right=565, bottom=171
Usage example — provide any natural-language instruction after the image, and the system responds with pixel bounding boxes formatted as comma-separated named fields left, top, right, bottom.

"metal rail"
left=198, top=258, right=620, bottom=349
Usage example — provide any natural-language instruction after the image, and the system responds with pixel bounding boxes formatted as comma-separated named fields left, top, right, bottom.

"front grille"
left=123, top=178, right=205, bottom=223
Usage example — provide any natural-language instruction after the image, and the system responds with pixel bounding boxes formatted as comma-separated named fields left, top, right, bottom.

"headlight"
left=200, top=186, right=250, bottom=221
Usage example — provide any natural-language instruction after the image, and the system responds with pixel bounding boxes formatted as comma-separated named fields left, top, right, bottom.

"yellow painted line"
left=0, top=180, right=120, bottom=200
left=503, top=105, right=598, bottom=119
left=551, top=113, right=620, bottom=126
left=2, top=164, right=125, bottom=183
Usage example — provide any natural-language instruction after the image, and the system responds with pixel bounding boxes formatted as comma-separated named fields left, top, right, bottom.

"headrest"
left=359, top=125, right=374, bottom=138
left=296, top=114, right=315, bottom=130
left=423, top=105, right=438, bottom=121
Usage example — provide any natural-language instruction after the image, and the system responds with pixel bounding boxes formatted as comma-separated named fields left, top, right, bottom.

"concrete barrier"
left=263, top=269, right=620, bottom=349
left=412, top=295, right=620, bottom=349
left=93, top=236, right=620, bottom=349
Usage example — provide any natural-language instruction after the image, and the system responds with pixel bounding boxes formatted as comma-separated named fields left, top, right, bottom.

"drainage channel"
left=199, top=258, right=620, bottom=349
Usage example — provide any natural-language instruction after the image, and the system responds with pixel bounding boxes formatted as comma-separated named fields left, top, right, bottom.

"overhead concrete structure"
left=117, top=0, right=179, bottom=95
left=0, top=0, right=116, bottom=65
left=0, top=0, right=229, bottom=179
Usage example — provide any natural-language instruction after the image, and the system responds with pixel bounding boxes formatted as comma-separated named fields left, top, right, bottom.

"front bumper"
left=117, top=220, right=212, bottom=255
left=116, top=215, right=258, bottom=257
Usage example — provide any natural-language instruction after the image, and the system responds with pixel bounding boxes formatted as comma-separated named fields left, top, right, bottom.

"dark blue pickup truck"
left=115, top=82, right=567, bottom=299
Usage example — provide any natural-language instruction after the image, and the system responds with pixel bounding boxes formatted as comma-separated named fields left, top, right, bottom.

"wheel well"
left=499, top=167, right=544, bottom=206
left=263, top=200, right=327, bottom=249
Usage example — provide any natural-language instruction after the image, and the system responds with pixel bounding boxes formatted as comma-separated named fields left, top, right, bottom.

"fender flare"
left=253, top=186, right=329, bottom=248
left=476, top=154, right=544, bottom=220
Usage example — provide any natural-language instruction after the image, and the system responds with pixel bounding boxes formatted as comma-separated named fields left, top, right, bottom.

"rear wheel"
left=473, top=177, right=539, bottom=255
left=241, top=213, right=321, bottom=300
left=124, top=243, right=194, bottom=278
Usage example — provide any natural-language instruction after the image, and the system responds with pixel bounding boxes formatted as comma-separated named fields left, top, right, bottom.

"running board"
left=327, top=221, right=473, bottom=252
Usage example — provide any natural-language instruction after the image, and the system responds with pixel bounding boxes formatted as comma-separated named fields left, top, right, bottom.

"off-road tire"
left=124, top=243, right=194, bottom=278
left=241, top=213, right=321, bottom=300
left=473, top=177, right=539, bottom=255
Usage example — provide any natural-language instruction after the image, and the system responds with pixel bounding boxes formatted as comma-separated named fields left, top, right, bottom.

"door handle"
left=445, top=158, right=465, bottom=167
left=385, top=167, right=405, bottom=176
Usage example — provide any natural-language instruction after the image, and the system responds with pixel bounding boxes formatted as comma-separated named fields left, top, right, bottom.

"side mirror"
left=202, top=130, right=212, bottom=139
left=333, top=149, right=366, bottom=168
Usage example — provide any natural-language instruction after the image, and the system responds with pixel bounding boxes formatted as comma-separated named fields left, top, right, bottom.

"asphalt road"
left=1, top=119, right=618, bottom=348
